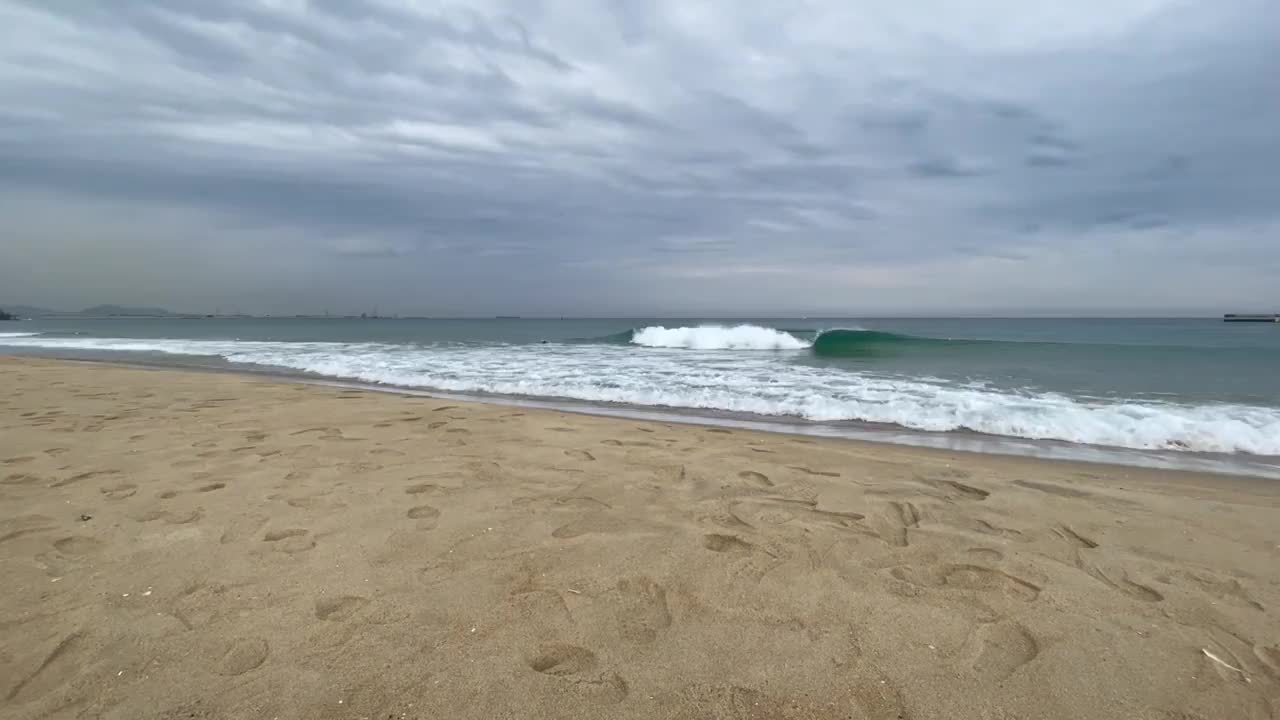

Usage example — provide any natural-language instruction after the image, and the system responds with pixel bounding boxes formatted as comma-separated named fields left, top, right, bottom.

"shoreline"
left=7, top=351, right=1280, bottom=480
left=3, top=356, right=1279, bottom=719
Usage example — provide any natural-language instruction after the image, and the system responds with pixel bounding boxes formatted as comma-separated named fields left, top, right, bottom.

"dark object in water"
left=1223, top=314, right=1279, bottom=323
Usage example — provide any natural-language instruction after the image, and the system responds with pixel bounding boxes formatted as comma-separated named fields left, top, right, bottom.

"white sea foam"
left=3, top=333, right=1279, bottom=455
left=631, top=325, right=810, bottom=350
left=0, top=331, right=39, bottom=338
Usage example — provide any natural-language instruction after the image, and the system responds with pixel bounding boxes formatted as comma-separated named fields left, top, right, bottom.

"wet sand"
left=2, top=357, right=1278, bottom=719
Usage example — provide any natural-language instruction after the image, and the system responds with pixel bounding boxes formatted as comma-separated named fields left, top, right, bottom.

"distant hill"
left=79, top=304, right=178, bottom=317
left=0, top=304, right=180, bottom=318
left=2, top=305, right=60, bottom=318
left=0, top=308, right=16, bottom=321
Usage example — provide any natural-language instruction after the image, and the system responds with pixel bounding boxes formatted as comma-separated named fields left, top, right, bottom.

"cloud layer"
left=2, top=0, right=1277, bottom=315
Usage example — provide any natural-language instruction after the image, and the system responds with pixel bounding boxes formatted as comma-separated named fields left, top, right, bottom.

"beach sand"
left=1, top=357, right=1277, bottom=720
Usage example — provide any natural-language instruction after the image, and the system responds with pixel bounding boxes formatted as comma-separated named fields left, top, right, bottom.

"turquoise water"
left=4, top=317, right=1279, bottom=470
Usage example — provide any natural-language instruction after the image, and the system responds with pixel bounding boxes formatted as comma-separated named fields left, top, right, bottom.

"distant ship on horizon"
left=1223, top=313, right=1279, bottom=322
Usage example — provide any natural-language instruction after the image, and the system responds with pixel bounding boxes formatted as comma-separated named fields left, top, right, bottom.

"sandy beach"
left=1, top=356, right=1277, bottom=719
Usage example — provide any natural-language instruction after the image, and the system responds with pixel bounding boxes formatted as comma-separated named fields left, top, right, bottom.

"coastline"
left=3, top=356, right=1279, bottom=719
left=7, top=350, right=1280, bottom=480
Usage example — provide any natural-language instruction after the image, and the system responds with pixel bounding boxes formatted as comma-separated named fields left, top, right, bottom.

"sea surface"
left=4, top=317, right=1279, bottom=476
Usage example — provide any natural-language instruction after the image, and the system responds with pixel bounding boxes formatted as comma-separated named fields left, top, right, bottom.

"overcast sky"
left=2, top=0, right=1277, bottom=316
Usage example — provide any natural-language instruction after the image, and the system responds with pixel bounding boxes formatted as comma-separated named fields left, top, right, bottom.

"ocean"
left=3, top=317, right=1278, bottom=476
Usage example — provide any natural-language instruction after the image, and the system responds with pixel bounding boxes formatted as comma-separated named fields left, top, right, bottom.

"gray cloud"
left=1, top=0, right=1277, bottom=316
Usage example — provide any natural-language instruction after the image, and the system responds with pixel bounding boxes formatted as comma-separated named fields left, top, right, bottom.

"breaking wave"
left=630, top=325, right=810, bottom=350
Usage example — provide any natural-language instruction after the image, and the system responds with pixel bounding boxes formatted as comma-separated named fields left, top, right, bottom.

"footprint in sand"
left=724, top=500, right=792, bottom=528
left=702, top=533, right=755, bottom=554
left=962, top=517, right=1026, bottom=541
left=941, top=564, right=1041, bottom=601
left=53, top=536, right=103, bottom=555
left=284, top=495, right=328, bottom=510
left=220, top=514, right=267, bottom=545
left=527, top=644, right=599, bottom=676
left=1255, top=645, right=1280, bottom=679
left=407, top=505, right=441, bottom=528
left=197, top=482, right=226, bottom=493
left=132, top=509, right=204, bottom=525
left=314, top=595, right=369, bottom=621
left=262, top=528, right=316, bottom=554
left=970, top=622, right=1040, bottom=681
left=564, top=449, right=596, bottom=462
left=737, top=470, right=773, bottom=488
left=1087, top=565, right=1163, bottom=602
left=2, top=473, right=43, bottom=486
left=551, top=513, right=621, bottom=539
left=1179, top=571, right=1265, bottom=612
left=1052, top=526, right=1162, bottom=602
left=213, top=638, right=270, bottom=676
left=872, top=501, right=920, bottom=547
left=0, top=515, right=55, bottom=545
left=891, top=564, right=1041, bottom=602
left=967, top=547, right=1005, bottom=562
left=525, top=644, right=629, bottom=705
left=614, top=576, right=672, bottom=644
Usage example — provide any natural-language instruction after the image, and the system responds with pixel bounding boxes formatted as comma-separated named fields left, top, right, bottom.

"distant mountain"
left=79, top=304, right=178, bottom=317
left=0, top=308, right=16, bottom=321
left=1, top=304, right=60, bottom=318
left=2, top=303, right=182, bottom=318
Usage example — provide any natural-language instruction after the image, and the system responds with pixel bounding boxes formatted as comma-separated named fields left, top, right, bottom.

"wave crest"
left=631, top=325, right=810, bottom=350
left=811, top=329, right=918, bottom=357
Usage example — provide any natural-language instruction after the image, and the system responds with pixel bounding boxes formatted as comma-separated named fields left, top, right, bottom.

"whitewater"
left=3, top=324, right=1279, bottom=456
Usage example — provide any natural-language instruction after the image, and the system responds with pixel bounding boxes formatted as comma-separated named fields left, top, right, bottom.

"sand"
left=1, top=357, right=1277, bottom=720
